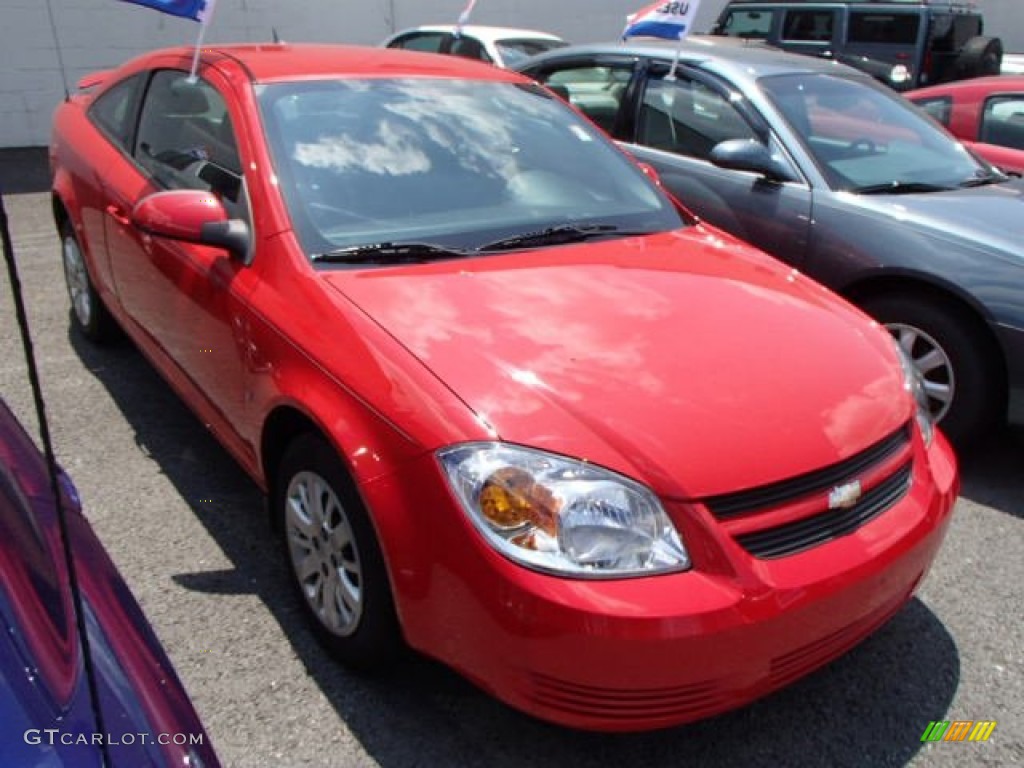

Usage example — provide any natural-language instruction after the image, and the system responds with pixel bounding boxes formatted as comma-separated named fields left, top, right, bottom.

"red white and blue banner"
left=623, top=1, right=702, bottom=41
left=117, top=0, right=215, bottom=22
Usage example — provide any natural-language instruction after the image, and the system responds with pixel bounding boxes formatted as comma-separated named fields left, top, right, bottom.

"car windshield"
left=759, top=73, right=994, bottom=192
left=494, top=38, right=569, bottom=67
left=257, top=78, right=681, bottom=260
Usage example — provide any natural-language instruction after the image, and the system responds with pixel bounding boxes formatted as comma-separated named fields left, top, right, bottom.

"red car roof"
left=175, top=43, right=526, bottom=83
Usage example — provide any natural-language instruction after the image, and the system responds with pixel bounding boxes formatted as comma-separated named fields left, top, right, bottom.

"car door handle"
left=105, top=204, right=131, bottom=227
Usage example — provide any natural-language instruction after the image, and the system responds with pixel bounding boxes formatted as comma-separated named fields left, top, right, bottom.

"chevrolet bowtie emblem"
left=828, top=480, right=863, bottom=510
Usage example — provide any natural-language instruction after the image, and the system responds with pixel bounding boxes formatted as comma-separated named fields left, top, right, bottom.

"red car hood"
left=322, top=228, right=909, bottom=498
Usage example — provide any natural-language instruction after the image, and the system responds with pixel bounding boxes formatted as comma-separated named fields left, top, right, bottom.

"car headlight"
left=438, top=443, right=690, bottom=578
left=894, top=340, right=934, bottom=446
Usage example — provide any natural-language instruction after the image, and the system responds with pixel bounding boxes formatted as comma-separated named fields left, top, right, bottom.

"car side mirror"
left=709, top=139, right=795, bottom=182
left=132, top=189, right=252, bottom=265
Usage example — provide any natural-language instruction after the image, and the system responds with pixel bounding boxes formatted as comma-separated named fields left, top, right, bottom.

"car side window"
left=389, top=32, right=447, bottom=53
left=538, top=65, right=633, bottom=134
left=134, top=70, right=246, bottom=216
left=981, top=95, right=1024, bottom=150
left=88, top=73, right=144, bottom=150
left=912, top=96, right=952, bottom=126
left=848, top=12, right=920, bottom=45
left=638, top=76, right=758, bottom=160
left=782, top=10, right=836, bottom=42
left=450, top=35, right=491, bottom=62
left=718, top=9, right=774, bottom=39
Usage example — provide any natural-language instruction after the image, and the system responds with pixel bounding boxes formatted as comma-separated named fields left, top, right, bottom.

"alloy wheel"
left=285, top=470, right=364, bottom=637
left=62, top=234, right=93, bottom=328
left=887, top=322, right=955, bottom=424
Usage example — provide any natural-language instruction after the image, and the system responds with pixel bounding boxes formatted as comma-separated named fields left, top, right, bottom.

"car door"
left=622, top=62, right=812, bottom=265
left=104, top=67, right=256, bottom=458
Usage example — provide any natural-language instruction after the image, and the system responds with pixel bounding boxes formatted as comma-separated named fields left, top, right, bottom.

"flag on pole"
left=117, top=0, right=215, bottom=22
left=455, top=0, right=478, bottom=37
left=622, top=1, right=702, bottom=41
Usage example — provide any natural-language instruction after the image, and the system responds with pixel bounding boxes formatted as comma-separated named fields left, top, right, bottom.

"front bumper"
left=364, top=431, right=958, bottom=732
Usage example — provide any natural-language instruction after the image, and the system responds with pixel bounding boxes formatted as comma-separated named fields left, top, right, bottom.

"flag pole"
left=667, top=33, right=684, bottom=81
left=454, top=0, right=478, bottom=38
left=187, top=0, right=218, bottom=82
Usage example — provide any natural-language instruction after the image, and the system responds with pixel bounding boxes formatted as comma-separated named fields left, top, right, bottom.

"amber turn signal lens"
left=479, top=468, right=558, bottom=534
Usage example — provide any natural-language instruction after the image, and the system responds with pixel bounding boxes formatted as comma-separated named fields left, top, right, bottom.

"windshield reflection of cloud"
left=292, top=79, right=551, bottom=184
left=294, top=119, right=430, bottom=175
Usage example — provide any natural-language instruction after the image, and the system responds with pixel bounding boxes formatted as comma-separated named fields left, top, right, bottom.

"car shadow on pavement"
left=958, top=424, right=1024, bottom=519
left=67, top=328, right=962, bottom=768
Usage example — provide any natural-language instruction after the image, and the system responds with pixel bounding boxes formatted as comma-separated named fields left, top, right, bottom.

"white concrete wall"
left=0, top=0, right=1019, bottom=148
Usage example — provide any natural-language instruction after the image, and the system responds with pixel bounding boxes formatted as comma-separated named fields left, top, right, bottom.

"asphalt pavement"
left=1, top=149, right=1021, bottom=768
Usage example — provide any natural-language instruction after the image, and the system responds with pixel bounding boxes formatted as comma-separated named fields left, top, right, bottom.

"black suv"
left=710, top=1, right=1003, bottom=90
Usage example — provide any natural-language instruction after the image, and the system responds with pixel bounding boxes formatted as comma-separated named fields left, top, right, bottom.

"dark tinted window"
left=639, top=76, right=758, bottom=159
left=912, top=96, right=952, bottom=126
left=389, top=32, right=447, bottom=53
left=450, top=35, right=490, bottom=62
left=135, top=70, right=245, bottom=211
left=848, top=13, right=920, bottom=45
left=718, top=10, right=774, bottom=39
left=88, top=73, right=143, bottom=149
left=782, top=11, right=835, bottom=42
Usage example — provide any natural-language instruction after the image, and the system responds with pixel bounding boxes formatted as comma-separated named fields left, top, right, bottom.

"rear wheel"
left=275, top=433, right=402, bottom=670
left=60, top=222, right=116, bottom=342
left=956, top=36, right=1003, bottom=79
left=860, top=294, right=1005, bottom=447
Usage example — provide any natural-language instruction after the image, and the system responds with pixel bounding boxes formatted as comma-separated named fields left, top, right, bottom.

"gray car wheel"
left=276, top=433, right=402, bottom=669
left=862, top=294, right=1005, bottom=447
left=60, top=223, right=115, bottom=342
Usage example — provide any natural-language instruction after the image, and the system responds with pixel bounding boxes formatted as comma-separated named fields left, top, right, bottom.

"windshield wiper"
left=478, top=224, right=652, bottom=252
left=848, top=181, right=954, bottom=195
left=958, top=172, right=1006, bottom=188
left=312, top=242, right=473, bottom=264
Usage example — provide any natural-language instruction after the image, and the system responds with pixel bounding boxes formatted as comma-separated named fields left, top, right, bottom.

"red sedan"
left=51, top=44, right=957, bottom=732
left=908, top=75, right=1024, bottom=173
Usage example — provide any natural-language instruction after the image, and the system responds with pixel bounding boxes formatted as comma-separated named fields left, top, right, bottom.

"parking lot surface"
left=1, top=151, right=1021, bottom=767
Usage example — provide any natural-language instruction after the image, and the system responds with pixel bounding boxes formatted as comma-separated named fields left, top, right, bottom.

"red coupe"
left=50, top=44, right=958, bottom=731
left=908, top=75, right=1024, bottom=174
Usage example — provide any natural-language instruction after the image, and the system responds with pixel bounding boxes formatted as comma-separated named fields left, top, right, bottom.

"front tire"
left=60, top=222, right=116, bottom=342
left=860, top=294, right=1005, bottom=447
left=276, top=433, right=402, bottom=670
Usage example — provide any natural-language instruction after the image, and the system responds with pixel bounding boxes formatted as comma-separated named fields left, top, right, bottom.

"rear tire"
left=859, top=294, right=1005, bottom=447
left=956, top=36, right=1003, bottom=79
left=275, top=433, right=403, bottom=671
left=60, top=222, right=116, bottom=342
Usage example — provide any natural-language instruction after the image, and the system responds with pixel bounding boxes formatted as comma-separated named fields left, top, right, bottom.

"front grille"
left=704, top=425, right=911, bottom=520
left=735, top=463, right=912, bottom=559
left=523, top=671, right=735, bottom=723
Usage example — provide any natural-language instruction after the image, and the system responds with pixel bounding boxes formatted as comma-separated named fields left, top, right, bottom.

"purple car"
left=0, top=397, right=219, bottom=767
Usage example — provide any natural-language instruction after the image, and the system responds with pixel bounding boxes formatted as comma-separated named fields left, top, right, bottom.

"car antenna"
left=0, top=191, right=111, bottom=764
left=272, top=27, right=284, bottom=44
left=43, top=0, right=70, bottom=100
